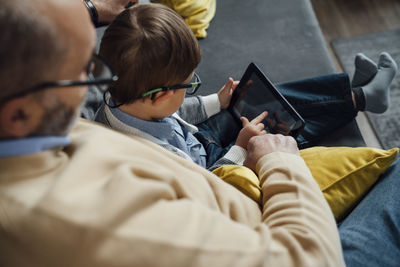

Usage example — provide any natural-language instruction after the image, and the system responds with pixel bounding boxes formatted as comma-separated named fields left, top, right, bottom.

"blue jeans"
left=195, top=73, right=357, bottom=168
left=338, top=159, right=400, bottom=267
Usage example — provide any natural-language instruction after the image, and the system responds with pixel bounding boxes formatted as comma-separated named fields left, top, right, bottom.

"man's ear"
left=151, top=90, right=174, bottom=105
left=0, top=98, right=41, bottom=138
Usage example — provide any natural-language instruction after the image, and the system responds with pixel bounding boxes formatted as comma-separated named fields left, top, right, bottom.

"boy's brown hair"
left=99, top=3, right=202, bottom=104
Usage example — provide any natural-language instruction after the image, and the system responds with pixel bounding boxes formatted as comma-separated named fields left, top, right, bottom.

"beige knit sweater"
left=0, top=119, right=344, bottom=267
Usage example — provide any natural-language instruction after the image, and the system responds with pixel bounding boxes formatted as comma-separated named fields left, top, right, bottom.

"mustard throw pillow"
left=212, top=165, right=260, bottom=202
left=300, top=146, right=398, bottom=220
left=213, top=147, right=398, bottom=221
left=154, top=0, right=216, bottom=38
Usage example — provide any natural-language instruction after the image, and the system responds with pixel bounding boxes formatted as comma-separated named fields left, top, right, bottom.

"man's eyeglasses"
left=1, top=54, right=118, bottom=102
left=141, top=72, right=201, bottom=99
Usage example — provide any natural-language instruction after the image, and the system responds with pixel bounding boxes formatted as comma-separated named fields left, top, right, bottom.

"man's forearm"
left=256, top=152, right=345, bottom=266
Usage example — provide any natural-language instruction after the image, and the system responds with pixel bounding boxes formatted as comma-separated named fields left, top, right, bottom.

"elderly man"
left=0, top=0, right=365, bottom=266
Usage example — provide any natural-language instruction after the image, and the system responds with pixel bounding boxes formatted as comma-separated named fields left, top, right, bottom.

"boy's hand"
left=218, top=78, right=239, bottom=109
left=235, top=111, right=268, bottom=148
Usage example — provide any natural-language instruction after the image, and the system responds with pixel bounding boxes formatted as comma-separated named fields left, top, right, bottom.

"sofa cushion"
left=195, top=0, right=336, bottom=93
left=194, top=0, right=365, bottom=147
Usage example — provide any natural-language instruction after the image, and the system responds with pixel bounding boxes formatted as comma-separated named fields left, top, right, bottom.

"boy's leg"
left=195, top=110, right=241, bottom=168
left=276, top=73, right=357, bottom=147
left=353, top=52, right=398, bottom=114
left=338, top=159, right=400, bottom=267
left=199, top=73, right=361, bottom=155
left=277, top=52, right=397, bottom=147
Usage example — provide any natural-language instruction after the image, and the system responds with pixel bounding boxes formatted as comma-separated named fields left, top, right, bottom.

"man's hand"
left=92, top=0, right=138, bottom=24
left=217, top=78, right=239, bottom=109
left=244, top=134, right=299, bottom=171
left=235, top=111, right=268, bottom=149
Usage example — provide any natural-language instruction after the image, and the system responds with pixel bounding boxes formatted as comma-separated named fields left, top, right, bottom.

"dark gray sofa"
left=92, top=0, right=365, bottom=147
left=195, top=0, right=365, bottom=147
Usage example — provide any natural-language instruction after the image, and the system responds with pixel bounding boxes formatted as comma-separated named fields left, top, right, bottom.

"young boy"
left=95, top=3, right=398, bottom=171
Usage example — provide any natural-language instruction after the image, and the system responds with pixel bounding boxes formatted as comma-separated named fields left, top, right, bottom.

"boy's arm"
left=177, top=95, right=220, bottom=125
left=178, top=77, right=237, bottom=124
left=208, top=145, right=247, bottom=170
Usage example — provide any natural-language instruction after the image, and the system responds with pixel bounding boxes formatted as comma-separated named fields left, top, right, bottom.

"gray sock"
left=361, top=52, right=398, bottom=113
left=352, top=53, right=378, bottom=88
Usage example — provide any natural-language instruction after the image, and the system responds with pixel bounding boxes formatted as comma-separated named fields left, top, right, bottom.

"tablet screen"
left=229, top=63, right=305, bottom=137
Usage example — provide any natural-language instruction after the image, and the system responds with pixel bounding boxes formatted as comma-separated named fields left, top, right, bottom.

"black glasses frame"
left=1, top=54, right=118, bottom=103
left=141, top=72, right=201, bottom=99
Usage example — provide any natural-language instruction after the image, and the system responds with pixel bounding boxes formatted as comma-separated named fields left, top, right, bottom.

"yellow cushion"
left=212, top=165, right=260, bottom=202
left=300, top=146, right=398, bottom=220
left=155, top=0, right=216, bottom=38
left=213, top=147, right=398, bottom=221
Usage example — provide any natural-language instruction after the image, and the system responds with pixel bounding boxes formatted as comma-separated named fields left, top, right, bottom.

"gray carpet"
left=332, top=29, right=400, bottom=149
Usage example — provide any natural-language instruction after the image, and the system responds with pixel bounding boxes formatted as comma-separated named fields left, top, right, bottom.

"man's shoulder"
left=70, top=118, right=149, bottom=147
left=69, top=118, right=190, bottom=161
left=74, top=117, right=109, bottom=132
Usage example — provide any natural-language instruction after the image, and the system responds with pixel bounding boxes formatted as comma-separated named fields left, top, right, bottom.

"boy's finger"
left=220, top=78, right=233, bottom=92
left=232, top=80, right=239, bottom=90
left=250, top=111, right=268, bottom=124
left=226, top=77, right=233, bottom=87
left=240, top=116, right=249, bottom=126
left=256, top=123, right=265, bottom=131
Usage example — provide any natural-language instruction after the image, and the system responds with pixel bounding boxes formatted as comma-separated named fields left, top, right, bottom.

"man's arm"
left=1, top=121, right=344, bottom=266
left=245, top=134, right=345, bottom=266
left=83, top=125, right=344, bottom=266
left=118, top=134, right=345, bottom=266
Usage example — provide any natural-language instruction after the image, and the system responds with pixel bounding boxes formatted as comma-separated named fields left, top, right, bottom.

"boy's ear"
left=151, top=90, right=174, bottom=105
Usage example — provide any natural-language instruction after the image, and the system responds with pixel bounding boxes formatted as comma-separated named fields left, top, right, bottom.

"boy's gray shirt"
left=94, top=95, right=247, bottom=171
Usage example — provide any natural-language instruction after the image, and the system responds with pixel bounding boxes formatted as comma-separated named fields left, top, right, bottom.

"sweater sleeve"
left=255, top=152, right=345, bottom=266
left=114, top=152, right=344, bottom=267
left=177, top=94, right=220, bottom=124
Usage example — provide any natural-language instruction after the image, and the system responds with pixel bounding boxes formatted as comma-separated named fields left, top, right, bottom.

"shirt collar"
left=108, top=99, right=175, bottom=140
left=0, top=136, right=71, bottom=158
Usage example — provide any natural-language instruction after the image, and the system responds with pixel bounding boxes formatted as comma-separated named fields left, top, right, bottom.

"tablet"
left=228, top=63, right=305, bottom=138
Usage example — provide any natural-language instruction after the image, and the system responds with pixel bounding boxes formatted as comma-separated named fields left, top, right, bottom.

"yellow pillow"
left=154, top=0, right=216, bottom=38
left=213, top=147, right=398, bottom=221
left=212, top=165, right=260, bottom=203
left=300, top=146, right=398, bottom=220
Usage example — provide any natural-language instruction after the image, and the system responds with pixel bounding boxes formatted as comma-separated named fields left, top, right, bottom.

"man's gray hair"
left=0, top=0, right=67, bottom=101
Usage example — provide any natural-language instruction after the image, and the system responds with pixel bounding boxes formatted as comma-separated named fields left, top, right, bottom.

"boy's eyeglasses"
left=0, top=54, right=118, bottom=102
left=141, top=72, right=201, bottom=99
